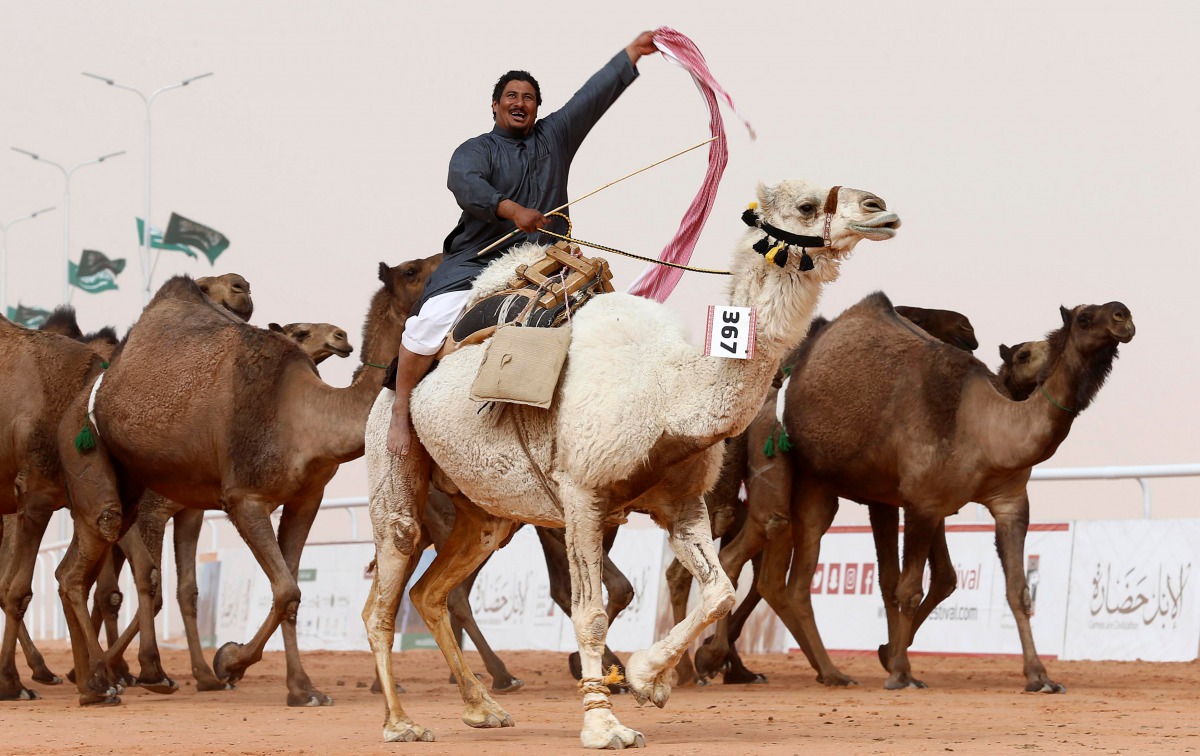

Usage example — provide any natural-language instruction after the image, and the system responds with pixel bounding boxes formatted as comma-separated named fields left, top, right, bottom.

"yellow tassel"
left=747, top=201, right=758, bottom=211
left=765, top=241, right=786, bottom=265
left=601, top=665, right=625, bottom=687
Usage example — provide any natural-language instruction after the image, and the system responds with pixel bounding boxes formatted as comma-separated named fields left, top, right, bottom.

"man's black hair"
left=492, top=70, right=543, bottom=109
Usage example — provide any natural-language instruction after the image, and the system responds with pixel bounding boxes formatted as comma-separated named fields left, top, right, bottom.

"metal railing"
left=16, top=464, right=1200, bottom=642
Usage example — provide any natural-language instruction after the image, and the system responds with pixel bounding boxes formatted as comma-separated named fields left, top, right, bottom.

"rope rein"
left=538, top=227, right=730, bottom=276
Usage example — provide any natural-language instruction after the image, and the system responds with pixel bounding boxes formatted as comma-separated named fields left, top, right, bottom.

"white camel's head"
left=751, top=179, right=900, bottom=271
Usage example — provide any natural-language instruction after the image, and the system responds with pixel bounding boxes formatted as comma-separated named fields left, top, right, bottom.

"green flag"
left=69, top=249, right=126, bottom=293
left=6, top=303, right=51, bottom=328
left=137, top=217, right=196, bottom=258
left=163, top=212, right=230, bottom=265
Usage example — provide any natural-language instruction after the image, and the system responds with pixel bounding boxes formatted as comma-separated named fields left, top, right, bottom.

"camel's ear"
left=756, top=182, right=773, bottom=214
left=196, top=281, right=211, bottom=295
left=1059, top=305, right=1072, bottom=326
left=998, top=344, right=1012, bottom=362
left=378, top=262, right=393, bottom=292
left=268, top=322, right=283, bottom=332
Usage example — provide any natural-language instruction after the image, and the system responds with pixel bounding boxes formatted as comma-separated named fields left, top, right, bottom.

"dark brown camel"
left=53, top=257, right=438, bottom=707
left=690, top=308, right=1064, bottom=688
left=763, top=293, right=1133, bottom=692
left=680, top=305, right=984, bottom=685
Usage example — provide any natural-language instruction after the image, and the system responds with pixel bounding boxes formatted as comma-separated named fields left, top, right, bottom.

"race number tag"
left=704, top=305, right=756, bottom=359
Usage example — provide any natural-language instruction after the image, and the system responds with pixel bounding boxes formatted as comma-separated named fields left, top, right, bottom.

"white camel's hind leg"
left=626, top=495, right=735, bottom=708
left=363, top=389, right=433, bottom=742
left=560, top=479, right=645, bottom=750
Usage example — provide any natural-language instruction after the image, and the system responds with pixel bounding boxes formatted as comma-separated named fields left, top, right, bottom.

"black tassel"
left=752, top=236, right=772, bottom=255
left=773, top=247, right=790, bottom=267
left=741, top=208, right=759, bottom=227
left=799, top=250, right=814, bottom=271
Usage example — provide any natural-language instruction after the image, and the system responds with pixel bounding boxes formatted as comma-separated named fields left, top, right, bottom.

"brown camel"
left=0, top=310, right=109, bottom=699
left=689, top=308, right=1055, bottom=686
left=92, top=317, right=359, bottom=692
left=0, top=286, right=251, bottom=701
left=196, top=273, right=253, bottom=321
left=677, top=305, right=985, bottom=685
left=54, top=256, right=438, bottom=707
left=762, top=293, right=1133, bottom=692
left=268, top=322, right=353, bottom=364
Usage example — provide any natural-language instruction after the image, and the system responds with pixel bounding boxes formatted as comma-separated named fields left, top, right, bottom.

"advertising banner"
left=1062, top=519, right=1200, bottom=661
left=215, top=542, right=377, bottom=652
left=787, top=523, right=1073, bottom=657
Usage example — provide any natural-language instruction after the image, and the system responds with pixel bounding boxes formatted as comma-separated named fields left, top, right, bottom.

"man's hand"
left=626, top=31, right=659, bottom=67
left=498, top=199, right=548, bottom=234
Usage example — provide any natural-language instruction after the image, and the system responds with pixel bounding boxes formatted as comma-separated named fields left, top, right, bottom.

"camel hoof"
left=624, top=650, right=673, bottom=709
left=383, top=722, right=435, bottom=742
left=136, top=677, right=179, bottom=695
left=462, top=695, right=514, bottom=729
left=692, top=645, right=728, bottom=680
left=723, top=670, right=768, bottom=685
left=492, top=677, right=524, bottom=694
left=1027, top=681, right=1066, bottom=694
left=195, top=675, right=234, bottom=692
left=288, top=689, right=334, bottom=707
left=581, top=713, right=646, bottom=749
left=816, top=671, right=858, bottom=687
left=0, top=686, right=40, bottom=700
left=80, top=692, right=121, bottom=707
left=31, top=671, right=63, bottom=686
left=212, top=641, right=247, bottom=684
left=884, top=679, right=927, bottom=690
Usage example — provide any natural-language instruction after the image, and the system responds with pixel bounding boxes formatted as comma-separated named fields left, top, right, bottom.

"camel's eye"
left=1077, top=312, right=1093, bottom=328
left=1017, top=351, right=1030, bottom=364
left=797, top=202, right=817, bottom=214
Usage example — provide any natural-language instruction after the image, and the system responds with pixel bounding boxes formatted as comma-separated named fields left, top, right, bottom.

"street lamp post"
left=82, top=71, right=213, bottom=304
left=10, top=148, right=125, bottom=304
left=0, top=206, right=56, bottom=315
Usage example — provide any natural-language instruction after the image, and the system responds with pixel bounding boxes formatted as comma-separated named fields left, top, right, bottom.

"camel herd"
left=0, top=177, right=1134, bottom=750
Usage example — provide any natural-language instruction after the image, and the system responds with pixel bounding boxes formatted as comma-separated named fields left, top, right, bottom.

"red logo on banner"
left=828, top=564, right=842, bottom=595
left=861, top=563, right=876, bottom=595
left=811, top=564, right=826, bottom=594
left=844, top=563, right=859, bottom=595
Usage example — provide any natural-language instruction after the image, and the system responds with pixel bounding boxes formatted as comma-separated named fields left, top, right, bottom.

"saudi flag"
left=69, top=249, right=126, bottom=293
left=6, top=303, right=51, bottom=328
left=137, top=217, right=196, bottom=258
left=163, top=212, right=230, bottom=265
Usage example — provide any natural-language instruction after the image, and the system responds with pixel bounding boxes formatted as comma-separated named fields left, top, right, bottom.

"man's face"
left=492, top=80, right=539, bottom=137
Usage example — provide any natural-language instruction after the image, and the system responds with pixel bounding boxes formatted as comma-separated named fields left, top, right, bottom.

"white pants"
left=400, top=290, right=473, bottom=356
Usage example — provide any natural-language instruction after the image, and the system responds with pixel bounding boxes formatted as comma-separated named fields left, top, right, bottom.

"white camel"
left=363, top=178, right=900, bottom=748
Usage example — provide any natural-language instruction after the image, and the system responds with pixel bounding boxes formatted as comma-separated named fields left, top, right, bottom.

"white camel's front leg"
left=561, top=480, right=645, bottom=750
left=626, top=495, right=735, bottom=708
left=362, top=390, right=434, bottom=742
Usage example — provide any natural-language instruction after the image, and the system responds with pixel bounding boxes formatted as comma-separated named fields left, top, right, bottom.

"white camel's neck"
left=678, top=244, right=840, bottom=440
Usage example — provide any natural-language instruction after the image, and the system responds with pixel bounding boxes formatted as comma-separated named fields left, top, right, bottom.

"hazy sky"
left=1, top=1, right=1196, bottom=522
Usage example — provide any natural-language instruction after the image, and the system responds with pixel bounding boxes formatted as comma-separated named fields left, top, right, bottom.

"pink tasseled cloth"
left=626, top=26, right=755, bottom=303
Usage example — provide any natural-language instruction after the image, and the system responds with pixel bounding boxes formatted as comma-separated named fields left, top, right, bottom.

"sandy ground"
left=2, top=644, right=1198, bottom=754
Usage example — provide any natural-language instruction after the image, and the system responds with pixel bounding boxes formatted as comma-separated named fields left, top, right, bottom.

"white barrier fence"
left=9, top=465, right=1199, bottom=662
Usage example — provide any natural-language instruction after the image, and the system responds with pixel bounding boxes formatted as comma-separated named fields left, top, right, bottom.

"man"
left=387, top=31, right=659, bottom=457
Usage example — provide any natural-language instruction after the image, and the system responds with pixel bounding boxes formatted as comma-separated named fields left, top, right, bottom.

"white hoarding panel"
left=1062, top=520, right=1200, bottom=662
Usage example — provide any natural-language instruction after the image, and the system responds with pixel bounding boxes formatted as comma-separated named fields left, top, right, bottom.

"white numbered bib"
left=704, top=305, right=756, bottom=360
